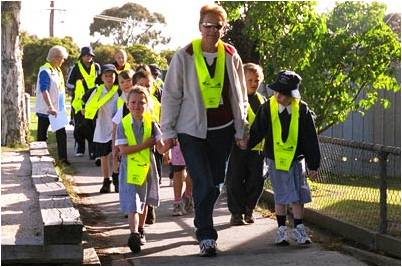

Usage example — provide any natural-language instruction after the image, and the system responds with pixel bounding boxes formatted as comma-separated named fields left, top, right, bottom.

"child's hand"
left=162, top=151, right=171, bottom=164
left=143, top=137, right=156, bottom=147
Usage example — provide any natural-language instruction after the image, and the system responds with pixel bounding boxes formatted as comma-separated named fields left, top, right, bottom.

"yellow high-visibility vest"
left=84, top=85, right=118, bottom=120
left=71, top=62, right=96, bottom=113
left=192, top=38, right=225, bottom=108
left=116, top=63, right=131, bottom=74
left=150, top=95, right=161, bottom=123
left=151, top=78, right=163, bottom=96
left=117, top=96, right=124, bottom=109
left=270, top=96, right=300, bottom=171
left=122, top=112, right=152, bottom=186
left=247, top=92, right=265, bottom=151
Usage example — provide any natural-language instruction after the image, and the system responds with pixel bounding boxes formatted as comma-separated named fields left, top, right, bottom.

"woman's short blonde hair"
left=243, top=63, right=264, bottom=81
left=46, top=45, right=68, bottom=62
left=199, top=4, right=227, bottom=24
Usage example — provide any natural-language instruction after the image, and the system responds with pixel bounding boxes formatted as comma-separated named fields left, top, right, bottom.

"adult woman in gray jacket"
left=160, top=3, right=249, bottom=257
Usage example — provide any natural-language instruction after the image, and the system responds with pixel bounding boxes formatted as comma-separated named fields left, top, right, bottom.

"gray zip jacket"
left=161, top=42, right=249, bottom=140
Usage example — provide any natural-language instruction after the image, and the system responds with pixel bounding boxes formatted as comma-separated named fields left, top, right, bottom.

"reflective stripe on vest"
left=247, top=92, right=265, bottom=151
left=270, top=96, right=300, bottom=171
left=77, top=61, right=96, bottom=89
left=117, top=97, right=125, bottom=109
left=192, top=39, right=225, bottom=108
left=122, top=112, right=152, bottom=186
left=150, top=95, right=161, bottom=123
left=84, top=85, right=118, bottom=119
left=42, top=62, right=64, bottom=90
left=71, top=80, right=85, bottom=113
left=116, top=63, right=131, bottom=74
left=151, top=78, right=163, bottom=96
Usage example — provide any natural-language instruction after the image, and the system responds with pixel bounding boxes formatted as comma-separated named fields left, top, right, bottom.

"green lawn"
left=264, top=177, right=401, bottom=237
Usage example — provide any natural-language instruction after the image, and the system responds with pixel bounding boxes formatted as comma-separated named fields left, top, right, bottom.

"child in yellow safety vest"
left=249, top=70, right=321, bottom=246
left=226, top=63, right=267, bottom=226
left=111, top=70, right=135, bottom=193
left=84, top=64, right=120, bottom=193
left=115, top=86, right=167, bottom=254
left=132, top=69, right=162, bottom=225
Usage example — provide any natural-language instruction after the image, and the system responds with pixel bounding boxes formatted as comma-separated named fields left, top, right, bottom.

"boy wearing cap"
left=84, top=64, right=120, bottom=193
left=249, top=70, right=320, bottom=246
left=67, top=46, right=101, bottom=160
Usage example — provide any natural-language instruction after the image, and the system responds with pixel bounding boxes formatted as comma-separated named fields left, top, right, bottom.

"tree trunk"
left=1, top=1, right=28, bottom=146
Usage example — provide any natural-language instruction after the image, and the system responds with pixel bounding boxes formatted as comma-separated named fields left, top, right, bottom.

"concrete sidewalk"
left=64, top=126, right=366, bottom=266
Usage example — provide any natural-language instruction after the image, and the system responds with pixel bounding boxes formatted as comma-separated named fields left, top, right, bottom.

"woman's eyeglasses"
left=201, top=22, right=224, bottom=30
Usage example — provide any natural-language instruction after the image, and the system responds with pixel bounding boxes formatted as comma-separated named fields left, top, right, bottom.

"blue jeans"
left=178, top=125, right=234, bottom=242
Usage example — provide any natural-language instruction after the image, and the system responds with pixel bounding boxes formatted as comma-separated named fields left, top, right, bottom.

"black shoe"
left=112, top=172, right=119, bottom=193
left=199, top=239, right=217, bottom=257
left=145, top=205, right=156, bottom=224
left=138, top=227, right=146, bottom=245
left=60, top=159, right=71, bottom=166
left=95, top=158, right=101, bottom=166
left=128, top=232, right=141, bottom=253
left=100, top=178, right=111, bottom=193
left=244, top=212, right=255, bottom=224
left=230, top=214, right=246, bottom=226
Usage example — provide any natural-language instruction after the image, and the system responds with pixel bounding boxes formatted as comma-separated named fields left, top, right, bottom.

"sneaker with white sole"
left=182, top=195, right=194, bottom=214
left=199, top=239, right=217, bottom=257
left=291, top=224, right=312, bottom=245
left=75, top=152, right=84, bottom=157
left=172, top=202, right=184, bottom=216
left=275, top=225, right=289, bottom=246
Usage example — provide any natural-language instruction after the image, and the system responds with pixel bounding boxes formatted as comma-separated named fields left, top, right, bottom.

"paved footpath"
left=63, top=126, right=366, bottom=266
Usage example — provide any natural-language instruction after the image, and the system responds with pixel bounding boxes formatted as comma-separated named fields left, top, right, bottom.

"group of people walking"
left=35, top=3, right=321, bottom=257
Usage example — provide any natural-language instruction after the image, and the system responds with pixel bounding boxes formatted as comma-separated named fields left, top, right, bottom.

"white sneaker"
left=75, top=152, right=84, bottom=157
left=275, top=225, right=289, bottom=245
left=291, top=224, right=312, bottom=245
left=172, top=202, right=184, bottom=216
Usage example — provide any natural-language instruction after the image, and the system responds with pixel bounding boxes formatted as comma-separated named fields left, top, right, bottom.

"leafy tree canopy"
left=126, top=43, right=168, bottom=70
left=221, top=1, right=400, bottom=133
left=21, top=34, right=79, bottom=90
left=90, top=2, right=171, bottom=48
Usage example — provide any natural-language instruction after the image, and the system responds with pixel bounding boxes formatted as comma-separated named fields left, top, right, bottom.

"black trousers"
left=73, top=111, right=95, bottom=157
left=37, top=116, right=67, bottom=160
left=226, top=145, right=265, bottom=215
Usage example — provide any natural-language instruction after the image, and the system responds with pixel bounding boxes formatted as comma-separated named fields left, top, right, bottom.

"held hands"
left=235, top=137, right=249, bottom=150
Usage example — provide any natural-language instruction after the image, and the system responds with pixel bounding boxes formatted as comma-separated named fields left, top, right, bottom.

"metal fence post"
left=378, top=151, right=389, bottom=234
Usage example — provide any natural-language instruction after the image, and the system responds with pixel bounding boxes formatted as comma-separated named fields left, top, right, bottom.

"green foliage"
left=222, top=1, right=400, bottom=133
left=159, top=49, right=177, bottom=66
left=22, top=35, right=79, bottom=92
left=93, top=44, right=134, bottom=66
left=89, top=2, right=170, bottom=47
left=126, top=44, right=168, bottom=69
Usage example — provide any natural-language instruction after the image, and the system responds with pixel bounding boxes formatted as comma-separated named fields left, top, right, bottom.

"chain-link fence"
left=264, top=136, right=401, bottom=238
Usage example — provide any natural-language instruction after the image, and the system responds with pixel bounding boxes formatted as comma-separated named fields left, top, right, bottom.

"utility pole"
left=49, top=1, right=54, bottom=37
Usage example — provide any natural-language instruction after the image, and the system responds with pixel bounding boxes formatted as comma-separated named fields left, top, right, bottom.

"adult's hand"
left=164, top=138, right=177, bottom=149
left=48, top=107, right=57, bottom=117
left=236, top=137, right=248, bottom=150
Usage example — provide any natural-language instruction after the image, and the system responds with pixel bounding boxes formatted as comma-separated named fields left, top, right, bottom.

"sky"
left=20, top=0, right=401, bottom=51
